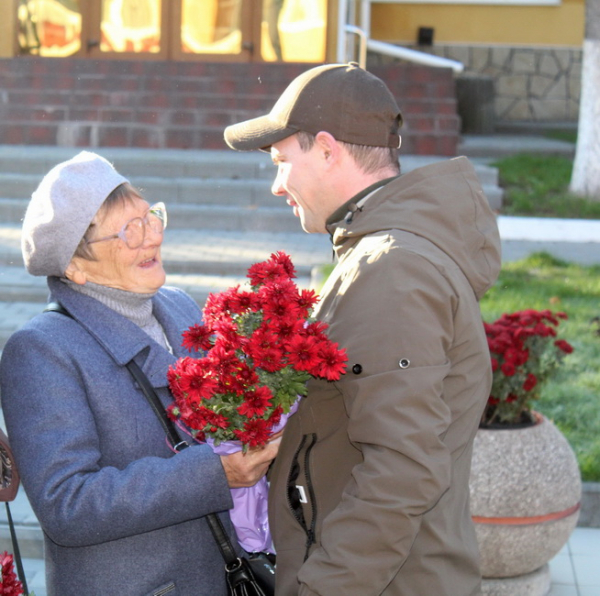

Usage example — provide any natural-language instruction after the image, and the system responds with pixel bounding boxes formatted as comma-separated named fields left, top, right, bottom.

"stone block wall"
left=371, top=45, right=582, bottom=127
left=0, top=57, right=460, bottom=155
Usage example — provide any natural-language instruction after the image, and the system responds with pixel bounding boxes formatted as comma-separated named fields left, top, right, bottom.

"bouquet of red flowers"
left=168, top=251, right=347, bottom=450
left=167, top=251, right=347, bottom=551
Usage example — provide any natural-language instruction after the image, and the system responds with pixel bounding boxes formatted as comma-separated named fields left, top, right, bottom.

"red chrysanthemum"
left=237, top=386, right=273, bottom=418
left=244, top=326, right=281, bottom=359
left=270, top=315, right=304, bottom=345
left=523, top=373, right=537, bottom=392
left=233, top=418, right=272, bottom=448
left=181, top=323, right=213, bottom=352
left=267, top=405, right=283, bottom=428
left=315, top=342, right=348, bottom=381
left=174, top=358, right=219, bottom=404
left=252, top=346, right=286, bottom=373
left=212, top=318, right=246, bottom=351
left=483, top=308, right=574, bottom=427
left=259, top=280, right=302, bottom=320
left=286, top=335, right=321, bottom=372
left=247, top=252, right=296, bottom=287
left=500, top=361, right=516, bottom=377
left=554, top=339, right=574, bottom=354
left=304, top=320, right=329, bottom=339
left=296, top=288, right=319, bottom=316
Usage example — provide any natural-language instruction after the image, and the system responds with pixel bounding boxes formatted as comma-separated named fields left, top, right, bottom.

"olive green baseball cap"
left=224, top=62, right=403, bottom=151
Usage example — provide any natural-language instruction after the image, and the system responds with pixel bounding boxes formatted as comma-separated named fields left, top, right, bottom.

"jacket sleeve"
left=0, top=323, right=233, bottom=548
left=298, top=251, right=459, bottom=595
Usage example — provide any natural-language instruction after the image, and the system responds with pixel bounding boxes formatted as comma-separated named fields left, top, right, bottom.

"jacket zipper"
left=303, top=433, right=318, bottom=562
left=285, top=433, right=319, bottom=562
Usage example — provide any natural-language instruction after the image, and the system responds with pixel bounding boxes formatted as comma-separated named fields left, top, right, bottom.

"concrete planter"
left=470, top=412, right=581, bottom=591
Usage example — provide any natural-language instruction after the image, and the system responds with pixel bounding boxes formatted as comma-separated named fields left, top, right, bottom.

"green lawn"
left=492, top=153, right=600, bottom=218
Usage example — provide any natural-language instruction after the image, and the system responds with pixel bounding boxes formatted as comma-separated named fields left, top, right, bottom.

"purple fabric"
left=208, top=398, right=301, bottom=553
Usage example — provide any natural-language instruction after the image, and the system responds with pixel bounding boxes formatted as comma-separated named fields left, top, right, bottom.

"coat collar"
left=47, top=277, right=180, bottom=388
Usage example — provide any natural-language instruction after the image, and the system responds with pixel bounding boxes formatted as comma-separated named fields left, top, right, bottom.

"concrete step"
left=0, top=184, right=503, bottom=231
left=458, top=134, right=576, bottom=160
left=0, top=151, right=500, bottom=186
left=0, top=226, right=333, bottom=272
left=0, top=174, right=279, bottom=206
left=0, top=146, right=274, bottom=180
left=0, top=198, right=303, bottom=233
left=0, top=147, right=503, bottom=217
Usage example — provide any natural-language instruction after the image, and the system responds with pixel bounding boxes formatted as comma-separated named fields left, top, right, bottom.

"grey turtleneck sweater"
left=63, top=279, right=172, bottom=353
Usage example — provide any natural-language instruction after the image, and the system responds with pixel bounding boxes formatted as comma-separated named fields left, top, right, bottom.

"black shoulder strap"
left=5, top=503, right=28, bottom=595
left=125, top=359, right=189, bottom=452
left=206, top=508, right=240, bottom=567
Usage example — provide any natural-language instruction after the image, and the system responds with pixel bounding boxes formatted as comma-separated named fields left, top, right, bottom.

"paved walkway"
left=16, top=528, right=600, bottom=595
left=8, top=485, right=600, bottom=595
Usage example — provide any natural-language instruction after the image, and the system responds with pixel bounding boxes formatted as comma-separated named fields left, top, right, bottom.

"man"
left=224, top=62, right=501, bottom=596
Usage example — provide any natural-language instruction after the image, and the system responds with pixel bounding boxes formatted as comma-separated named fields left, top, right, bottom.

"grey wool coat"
left=0, top=277, right=237, bottom=596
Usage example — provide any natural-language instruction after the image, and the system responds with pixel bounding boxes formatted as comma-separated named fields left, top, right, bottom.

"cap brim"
left=224, top=114, right=298, bottom=151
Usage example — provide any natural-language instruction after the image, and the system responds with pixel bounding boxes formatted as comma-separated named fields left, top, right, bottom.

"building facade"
left=0, top=0, right=585, bottom=152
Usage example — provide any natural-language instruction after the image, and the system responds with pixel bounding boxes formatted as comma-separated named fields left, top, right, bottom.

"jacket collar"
left=326, top=176, right=398, bottom=234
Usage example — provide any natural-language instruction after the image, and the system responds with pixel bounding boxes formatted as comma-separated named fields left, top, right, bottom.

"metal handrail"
left=366, top=38, right=464, bottom=73
left=340, top=0, right=464, bottom=73
left=345, top=25, right=368, bottom=67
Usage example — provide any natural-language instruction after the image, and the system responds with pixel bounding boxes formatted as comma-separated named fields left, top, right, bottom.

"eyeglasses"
left=86, top=202, right=167, bottom=250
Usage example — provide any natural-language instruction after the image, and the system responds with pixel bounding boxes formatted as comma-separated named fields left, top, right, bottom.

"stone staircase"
left=0, top=145, right=502, bottom=352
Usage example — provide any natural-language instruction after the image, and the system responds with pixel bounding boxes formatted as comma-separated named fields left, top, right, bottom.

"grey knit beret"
left=22, top=151, right=129, bottom=277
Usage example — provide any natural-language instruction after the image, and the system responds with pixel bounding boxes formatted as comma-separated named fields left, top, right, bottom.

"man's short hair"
left=296, top=131, right=400, bottom=176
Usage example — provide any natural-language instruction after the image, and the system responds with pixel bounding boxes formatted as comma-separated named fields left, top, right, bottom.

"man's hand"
left=220, top=434, right=282, bottom=488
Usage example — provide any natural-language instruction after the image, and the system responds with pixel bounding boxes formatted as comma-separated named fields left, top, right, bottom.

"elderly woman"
left=0, top=151, right=278, bottom=596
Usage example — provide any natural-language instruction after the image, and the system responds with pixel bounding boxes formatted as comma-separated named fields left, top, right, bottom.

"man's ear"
left=64, top=259, right=87, bottom=285
left=314, top=131, right=340, bottom=165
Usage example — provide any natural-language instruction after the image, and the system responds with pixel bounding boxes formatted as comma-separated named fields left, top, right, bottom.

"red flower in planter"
left=482, top=309, right=573, bottom=427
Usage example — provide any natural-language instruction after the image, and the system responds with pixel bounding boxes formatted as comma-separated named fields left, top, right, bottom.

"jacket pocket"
left=146, top=581, right=178, bottom=596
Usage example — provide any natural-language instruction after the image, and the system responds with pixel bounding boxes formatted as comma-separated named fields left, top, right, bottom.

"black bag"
left=207, top=514, right=275, bottom=596
left=226, top=557, right=275, bottom=596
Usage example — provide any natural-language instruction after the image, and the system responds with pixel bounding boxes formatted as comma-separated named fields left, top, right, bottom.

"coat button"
left=352, top=364, right=363, bottom=374
left=399, top=358, right=410, bottom=369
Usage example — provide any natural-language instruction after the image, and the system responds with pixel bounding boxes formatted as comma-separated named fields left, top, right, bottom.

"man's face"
left=270, top=134, right=330, bottom=234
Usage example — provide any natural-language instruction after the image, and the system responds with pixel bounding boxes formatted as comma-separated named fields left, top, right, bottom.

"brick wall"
left=0, top=57, right=460, bottom=155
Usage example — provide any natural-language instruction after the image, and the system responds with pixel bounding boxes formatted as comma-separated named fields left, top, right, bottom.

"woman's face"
left=69, top=196, right=166, bottom=293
